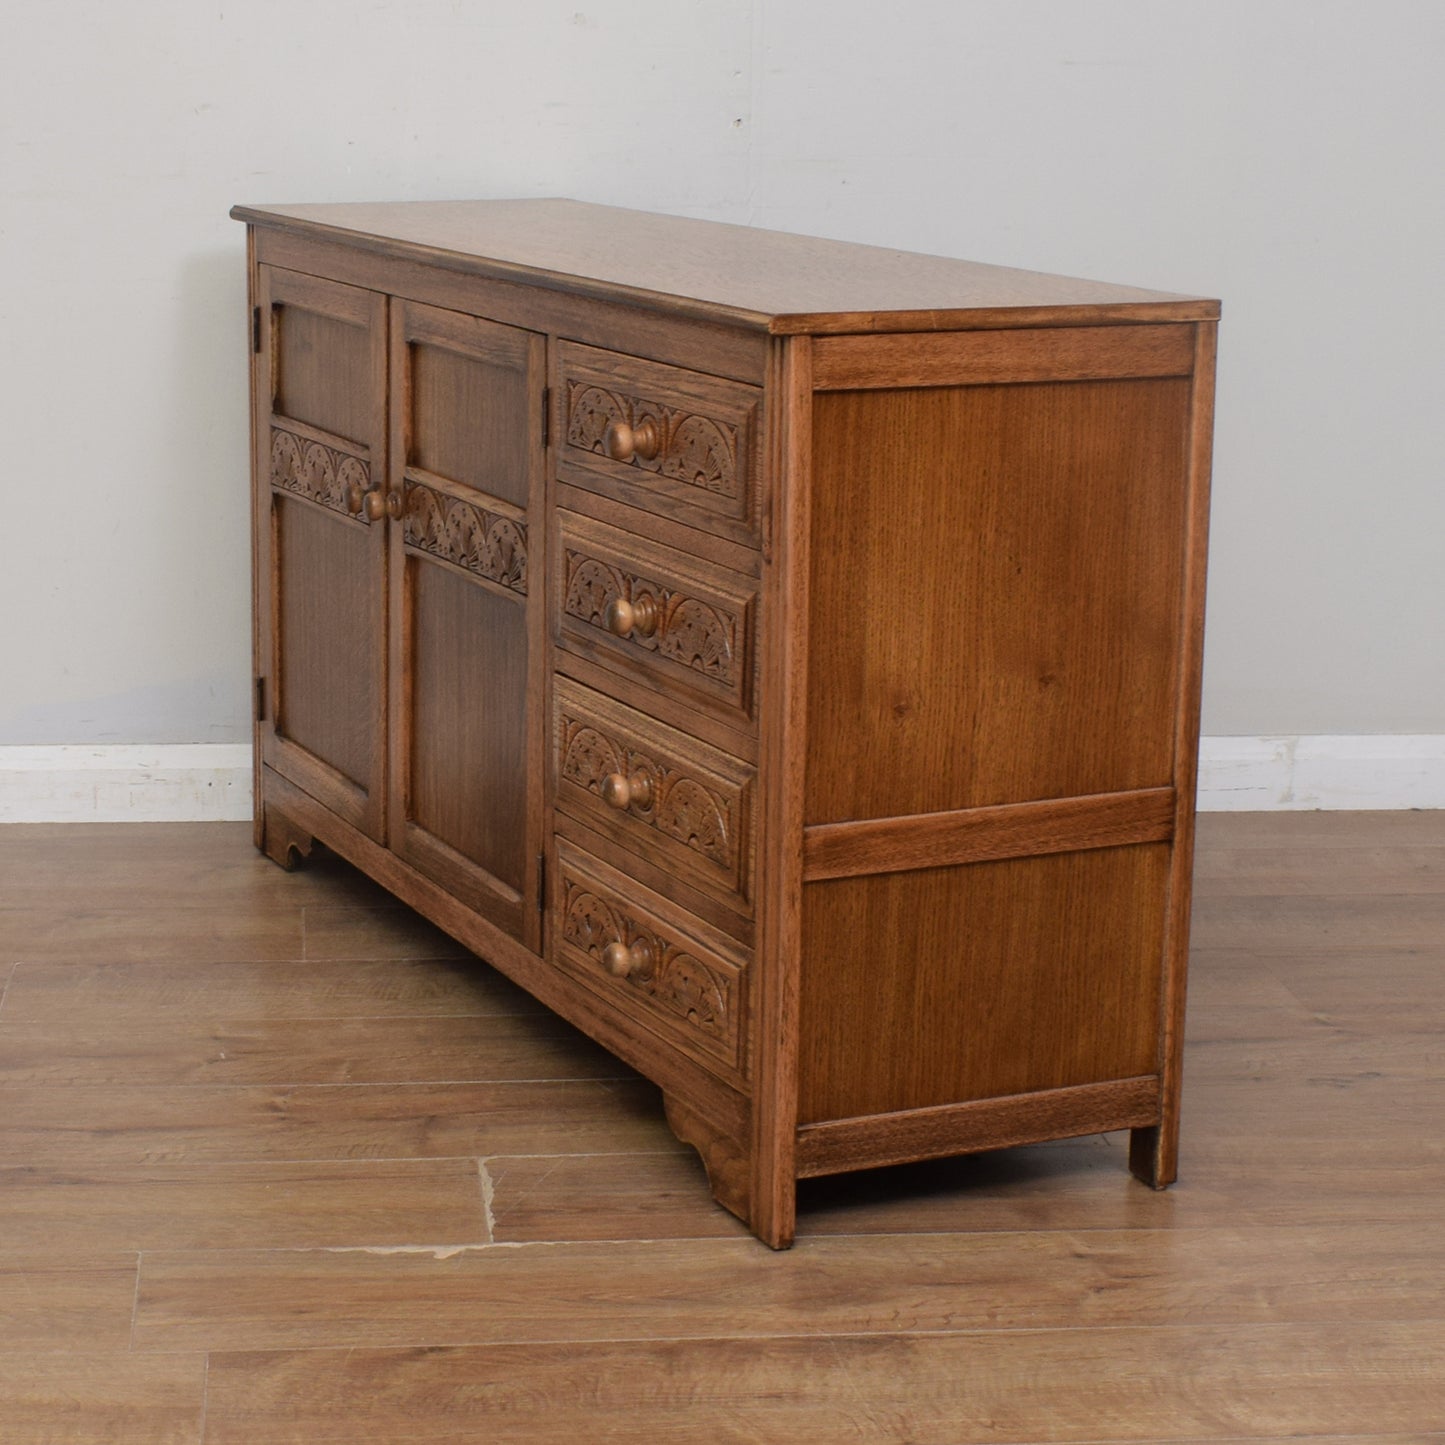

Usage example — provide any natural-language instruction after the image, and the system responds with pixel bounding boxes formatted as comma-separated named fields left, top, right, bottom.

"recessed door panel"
left=408, top=560, right=528, bottom=894
left=389, top=300, right=546, bottom=948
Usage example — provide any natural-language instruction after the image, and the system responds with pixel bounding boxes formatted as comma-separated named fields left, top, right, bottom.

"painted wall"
left=2, top=0, right=1440, bottom=744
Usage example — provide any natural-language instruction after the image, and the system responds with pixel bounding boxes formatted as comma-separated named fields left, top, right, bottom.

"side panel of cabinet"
left=387, top=300, right=547, bottom=949
left=255, top=267, right=388, bottom=840
left=804, top=371, right=1192, bottom=822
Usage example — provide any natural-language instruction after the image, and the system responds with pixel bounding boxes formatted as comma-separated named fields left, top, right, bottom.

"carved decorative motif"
left=561, top=879, right=731, bottom=1042
left=403, top=481, right=528, bottom=594
left=270, top=427, right=370, bottom=520
left=559, top=714, right=736, bottom=872
left=566, top=382, right=741, bottom=500
left=562, top=551, right=738, bottom=685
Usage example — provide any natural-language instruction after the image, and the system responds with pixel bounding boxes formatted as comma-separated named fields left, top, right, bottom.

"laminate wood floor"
left=0, top=814, right=1441, bottom=1443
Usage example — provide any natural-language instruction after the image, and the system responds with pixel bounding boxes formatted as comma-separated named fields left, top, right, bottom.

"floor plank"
left=0, top=906, right=302, bottom=964
left=1192, top=843, right=1445, bottom=896
left=134, top=1223, right=1445, bottom=1352
left=0, top=957, right=545, bottom=1024
left=0, top=823, right=390, bottom=908
left=0, top=1160, right=489, bottom=1251
left=0, top=1352, right=204, bottom=1445
left=486, top=1134, right=1445, bottom=1242
left=0, top=1079, right=680, bottom=1167
left=0, top=1011, right=628, bottom=1086
left=303, top=905, right=471, bottom=961
left=0, top=1252, right=139, bottom=1352
left=1190, top=891, right=1445, bottom=951
left=200, top=1324, right=1445, bottom=1443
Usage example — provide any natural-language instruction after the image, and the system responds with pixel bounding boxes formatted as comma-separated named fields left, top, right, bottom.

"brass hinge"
left=254, top=676, right=266, bottom=722
left=537, top=850, right=547, bottom=913
left=541, top=387, right=551, bottom=450
left=252, top=305, right=262, bottom=354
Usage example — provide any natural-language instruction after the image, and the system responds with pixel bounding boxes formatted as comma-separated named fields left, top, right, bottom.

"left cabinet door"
left=255, top=268, right=389, bottom=841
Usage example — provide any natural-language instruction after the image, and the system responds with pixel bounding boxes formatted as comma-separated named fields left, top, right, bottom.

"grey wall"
left=3, top=0, right=1441, bottom=744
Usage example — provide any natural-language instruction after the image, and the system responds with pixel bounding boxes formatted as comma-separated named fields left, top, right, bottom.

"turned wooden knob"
left=345, top=481, right=367, bottom=515
left=602, top=768, right=653, bottom=811
left=605, top=594, right=658, bottom=638
left=363, top=488, right=406, bottom=522
left=603, top=417, right=660, bottom=463
left=603, top=936, right=654, bottom=978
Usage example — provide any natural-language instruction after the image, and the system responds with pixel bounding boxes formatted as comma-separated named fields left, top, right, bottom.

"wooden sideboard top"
left=231, top=198, right=1219, bottom=336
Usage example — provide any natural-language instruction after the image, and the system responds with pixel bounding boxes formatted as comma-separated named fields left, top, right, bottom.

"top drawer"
left=557, top=342, right=763, bottom=547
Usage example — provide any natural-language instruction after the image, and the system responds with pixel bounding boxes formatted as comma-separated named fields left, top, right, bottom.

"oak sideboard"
left=232, top=198, right=1218, bottom=1248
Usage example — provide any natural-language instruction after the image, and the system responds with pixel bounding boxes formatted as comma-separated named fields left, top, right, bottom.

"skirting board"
left=0, top=745, right=253, bottom=823
left=0, top=737, right=1442, bottom=823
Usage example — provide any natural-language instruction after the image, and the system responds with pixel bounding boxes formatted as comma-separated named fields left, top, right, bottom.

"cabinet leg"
left=260, top=805, right=316, bottom=872
left=661, top=1092, right=755, bottom=1230
left=1128, top=1122, right=1179, bottom=1189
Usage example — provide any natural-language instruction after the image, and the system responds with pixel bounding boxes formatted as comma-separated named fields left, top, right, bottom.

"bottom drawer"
left=553, top=839, right=749, bottom=1083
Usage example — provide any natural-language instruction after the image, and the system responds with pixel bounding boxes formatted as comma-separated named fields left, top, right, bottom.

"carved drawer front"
left=557, top=510, right=757, bottom=728
left=554, top=840, right=747, bottom=1081
left=554, top=677, right=755, bottom=915
left=557, top=341, right=762, bottom=546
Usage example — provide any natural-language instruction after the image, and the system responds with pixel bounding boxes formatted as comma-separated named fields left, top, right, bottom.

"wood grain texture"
left=255, top=228, right=773, bottom=383
left=485, top=1152, right=745, bottom=1243
left=0, top=1011, right=625, bottom=1086
left=0, top=1354, right=203, bottom=1445
left=388, top=297, right=547, bottom=950
left=2, top=817, right=1443, bottom=1440
left=0, top=1079, right=677, bottom=1168
left=1133, top=319, right=1217, bottom=1188
left=257, top=266, right=389, bottom=842
left=555, top=507, right=759, bottom=727
left=552, top=676, right=756, bottom=916
left=802, top=787, right=1175, bottom=880
left=198, top=1326, right=1445, bottom=1443
left=0, top=822, right=389, bottom=907
left=805, top=375, right=1191, bottom=822
left=0, top=1253, right=139, bottom=1351
left=795, top=1076, right=1158, bottom=1177
left=0, top=1160, right=489, bottom=1250
left=747, top=334, right=813, bottom=1249
left=812, top=321, right=1197, bottom=390
left=553, top=840, right=749, bottom=1081
left=0, top=957, right=544, bottom=1024
left=232, top=199, right=1219, bottom=335
left=558, top=340, right=763, bottom=545
left=798, top=845, right=1170, bottom=1121
left=134, top=1224, right=1445, bottom=1352
left=0, top=904, right=303, bottom=963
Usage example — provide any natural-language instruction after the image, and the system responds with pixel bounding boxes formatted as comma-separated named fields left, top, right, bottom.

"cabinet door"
left=387, top=301, right=546, bottom=949
left=255, top=268, right=388, bottom=840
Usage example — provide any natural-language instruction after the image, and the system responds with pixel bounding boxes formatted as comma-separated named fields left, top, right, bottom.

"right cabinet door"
left=386, top=300, right=547, bottom=949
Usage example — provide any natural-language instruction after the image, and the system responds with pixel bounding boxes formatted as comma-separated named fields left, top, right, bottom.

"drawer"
left=557, top=341, right=762, bottom=547
left=554, top=676, right=754, bottom=916
left=557, top=510, right=757, bottom=729
left=553, top=839, right=748, bottom=1081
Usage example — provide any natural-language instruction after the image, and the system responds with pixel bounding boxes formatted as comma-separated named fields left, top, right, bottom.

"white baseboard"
left=0, top=745, right=253, bottom=823
left=1196, top=735, right=1445, bottom=811
left=0, top=738, right=1441, bottom=823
